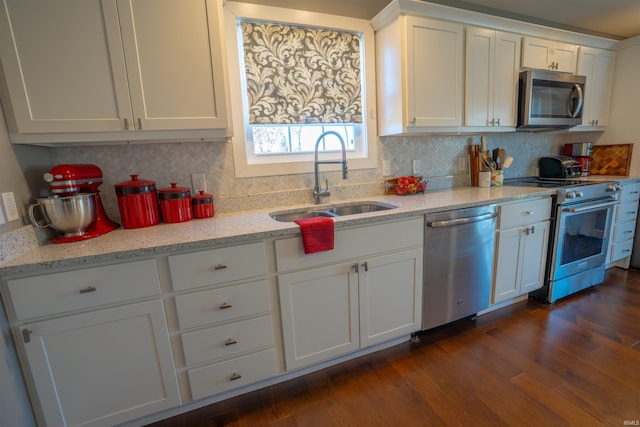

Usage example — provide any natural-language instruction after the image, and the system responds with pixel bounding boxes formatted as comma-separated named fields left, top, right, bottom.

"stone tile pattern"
left=51, top=131, right=598, bottom=218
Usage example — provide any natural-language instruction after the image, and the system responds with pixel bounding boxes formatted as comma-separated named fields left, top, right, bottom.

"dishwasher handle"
left=427, top=211, right=497, bottom=228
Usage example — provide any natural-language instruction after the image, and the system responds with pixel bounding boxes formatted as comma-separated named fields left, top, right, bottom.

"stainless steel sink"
left=269, top=201, right=398, bottom=222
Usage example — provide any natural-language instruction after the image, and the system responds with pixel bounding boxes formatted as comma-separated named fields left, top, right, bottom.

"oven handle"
left=563, top=200, right=618, bottom=213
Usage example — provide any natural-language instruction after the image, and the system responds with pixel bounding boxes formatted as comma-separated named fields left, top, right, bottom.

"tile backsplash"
left=51, top=131, right=600, bottom=219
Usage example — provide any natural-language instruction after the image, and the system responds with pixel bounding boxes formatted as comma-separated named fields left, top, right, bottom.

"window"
left=224, top=2, right=377, bottom=177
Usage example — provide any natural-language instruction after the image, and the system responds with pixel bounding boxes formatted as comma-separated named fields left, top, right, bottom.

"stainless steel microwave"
left=517, top=69, right=586, bottom=131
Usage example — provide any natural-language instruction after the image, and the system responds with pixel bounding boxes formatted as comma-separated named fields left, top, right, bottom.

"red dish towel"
left=294, top=217, right=335, bottom=254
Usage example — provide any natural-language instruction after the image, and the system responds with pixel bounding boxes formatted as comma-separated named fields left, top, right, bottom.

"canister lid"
left=192, top=190, right=213, bottom=204
left=158, top=183, right=191, bottom=200
left=114, top=174, right=157, bottom=195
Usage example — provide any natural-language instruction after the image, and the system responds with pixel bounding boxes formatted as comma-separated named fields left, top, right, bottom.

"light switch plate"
left=2, top=192, right=19, bottom=222
left=382, top=160, right=391, bottom=177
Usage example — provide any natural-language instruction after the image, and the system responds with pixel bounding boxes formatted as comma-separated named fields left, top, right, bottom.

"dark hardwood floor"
left=149, top=267, right=640, bottom=426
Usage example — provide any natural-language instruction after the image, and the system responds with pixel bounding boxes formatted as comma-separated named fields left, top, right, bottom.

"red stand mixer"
left=43, top=164, right=119, bottom=243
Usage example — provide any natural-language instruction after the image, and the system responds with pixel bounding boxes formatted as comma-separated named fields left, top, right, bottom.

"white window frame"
left=224, top=1, right=378, bottom=178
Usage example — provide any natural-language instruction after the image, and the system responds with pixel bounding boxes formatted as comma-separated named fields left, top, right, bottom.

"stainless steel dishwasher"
left=421, top=204, right=497, bottom=331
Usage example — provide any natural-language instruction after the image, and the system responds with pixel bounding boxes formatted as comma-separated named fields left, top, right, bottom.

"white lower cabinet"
left=276, top=219, right=423, bottom=370
left=607, top=179, right=640, bottom=267
left=19, top=301, right=180, bottom=427
left=492, top=197, right=551, bottom=304
left=168, top=241, right=279, bottom=401
left=3, top=259, right=179, bottom=427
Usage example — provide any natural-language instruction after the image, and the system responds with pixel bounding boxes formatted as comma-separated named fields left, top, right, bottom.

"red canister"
left=159, top=183, right=192, bottom=223
left=114, top=174, right=159, bottom=229
left=192, top=190, right=214, bottom=219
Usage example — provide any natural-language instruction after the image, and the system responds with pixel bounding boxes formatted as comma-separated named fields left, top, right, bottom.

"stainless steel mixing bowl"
left=29, top=193, right=96, bottom=236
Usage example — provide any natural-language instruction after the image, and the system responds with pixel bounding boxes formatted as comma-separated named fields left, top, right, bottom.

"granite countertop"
left=0, top=185, right=564, bottom=277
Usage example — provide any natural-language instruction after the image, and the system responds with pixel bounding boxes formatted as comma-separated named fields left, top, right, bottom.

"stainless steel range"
left=506, top=175, right=621, bottom=303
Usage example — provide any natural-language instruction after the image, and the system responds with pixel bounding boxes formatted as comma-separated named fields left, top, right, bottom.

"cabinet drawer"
left=497, top=197, right=551, bottom=229
left=612, top=239, right=634, bottom=262
left=182, top=315, right=274, bottom=366
left=275, top=217, right=423, bottom=272
left=188, top=348, right=279, bottom=400
left=168, top=242, right=267, bottom=291
left=620, top=181, right=640, bottom=203
left=616, top=202, right=639, bottom=223
left=175, top=280, right=270, bottom=330
left=613, top=221, right=636, bottom=243
left=7, top=259, right=160, bottom=320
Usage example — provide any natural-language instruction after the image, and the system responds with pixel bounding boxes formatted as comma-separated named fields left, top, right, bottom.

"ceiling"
left=232, top=0, right=640, bottom=40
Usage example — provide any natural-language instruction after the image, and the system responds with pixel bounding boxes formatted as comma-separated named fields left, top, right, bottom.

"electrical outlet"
left=382, top=160, right=391, bottom=177
left=458, top=156, right=468, bottom=172
left=191, top=173, right=207, bottom=194
left=2, top=192, right=19, bottom=221
left=412, top=159, right=420, bottom=175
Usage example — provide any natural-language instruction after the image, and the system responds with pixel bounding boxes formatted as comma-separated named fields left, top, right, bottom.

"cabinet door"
left=278, top=263, right=359, bottom=370
left=405, top=16, right=463, bottom=127
left=0, top=0, right=131, bottom=133
left=465, top=27, right=519, bottom=128
left=519, top=221, right=549, bottom=293
left=117, top=0, right=228, bottom=130
left=493, top=227, right=522, bottom=303
left=359, top=249, right=423, bottom=347
left=521, top=37, right=577, bottom=73
left=577, top=47, right=615, bottom=128
left=20, top=300, right=180, bottom=427
left=492, top=31, right=520, bottom=127
left=465, top=27, right=494, bottom=127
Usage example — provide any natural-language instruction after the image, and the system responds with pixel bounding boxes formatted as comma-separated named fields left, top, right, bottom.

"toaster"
left=539, top=156, right=583, bottom=178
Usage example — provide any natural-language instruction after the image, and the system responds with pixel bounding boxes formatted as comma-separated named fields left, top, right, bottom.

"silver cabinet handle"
left=137, top=118, right=142, bottom=130
left=124, top=118, right=130, bottom=130
left=79, top=286, right=97, bottom=294
left=230, top=372, right=242, bottom=381
left=212, top=264, right=228, bottom=271
left=225, top=338, right=238, bottom=346
left=352, top=262, right=359, bottom=273
left=361, top=261, right=369, bottom=272
left=495, top=118, right=500, bottom=126
left=22, top=328, right=32, bottom=344
left=219, top=302, right=232, bottom=309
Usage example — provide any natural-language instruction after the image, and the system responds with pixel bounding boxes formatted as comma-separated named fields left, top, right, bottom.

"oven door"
left=550, top=198, right=617, bottom=281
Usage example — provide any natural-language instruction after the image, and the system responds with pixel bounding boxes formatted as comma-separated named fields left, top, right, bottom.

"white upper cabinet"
left=521, top=36, right=578, bottom=73
left=375, top=15, right=464, bottom=135
left=465, top=27, right=520, bottom=129
left=0, top=0, right=229, bottom=143
left=573, top=47, right=616, bottom=130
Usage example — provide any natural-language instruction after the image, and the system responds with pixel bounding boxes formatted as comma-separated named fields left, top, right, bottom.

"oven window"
left=561, top=208, right=608, bottom=265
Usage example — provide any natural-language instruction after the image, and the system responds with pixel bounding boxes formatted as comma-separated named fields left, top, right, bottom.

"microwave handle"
left=569, top=84, right=584, bottom=118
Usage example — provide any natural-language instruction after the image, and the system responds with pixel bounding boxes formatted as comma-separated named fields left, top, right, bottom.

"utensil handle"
left=27, top=203, right=50, bottom=229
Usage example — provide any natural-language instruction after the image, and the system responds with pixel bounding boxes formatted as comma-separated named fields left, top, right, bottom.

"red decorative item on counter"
left=114, top=175, right=160, bottom=229
left=192, top=190, right=214, bottom=219
left=159, top=183, right=192, bottom=223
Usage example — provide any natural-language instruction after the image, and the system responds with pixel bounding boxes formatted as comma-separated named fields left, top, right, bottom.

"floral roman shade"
left=240, top=21, right=363, bottom=125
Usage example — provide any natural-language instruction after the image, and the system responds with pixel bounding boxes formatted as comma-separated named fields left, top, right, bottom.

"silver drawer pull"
left=79, top=286, right=97, bottom=294
left=524, top=211, right=535, bottom=215
left=212, top=264, right=228, bottom=271
left=623, top=249, right=631, bottom=253
left=219, top=302, right=232, bottom=310
left=225, top=338, right=238, bottom=346
left=625, top=230, right=634, bottom=234
left=627, top=211, right=636, bottom=215
left=230, top=372, right=242, bottom=381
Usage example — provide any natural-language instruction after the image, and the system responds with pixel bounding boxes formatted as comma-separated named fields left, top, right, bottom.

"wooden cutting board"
left=590, top=144, right=633, bottom=176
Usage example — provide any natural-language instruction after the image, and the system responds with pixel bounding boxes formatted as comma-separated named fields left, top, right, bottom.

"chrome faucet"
left=313, top=131, right=348, bottom=204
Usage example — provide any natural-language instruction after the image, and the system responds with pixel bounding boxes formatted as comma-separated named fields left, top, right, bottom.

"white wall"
left=601, top=36, right=640, bottom=176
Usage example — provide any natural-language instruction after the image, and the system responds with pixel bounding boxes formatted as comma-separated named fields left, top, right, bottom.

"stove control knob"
left=575, top=191, right=584, bottom=198
left=566, top=191, right=577, bottom=198
left=607, top=184, right=621, bottom=192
